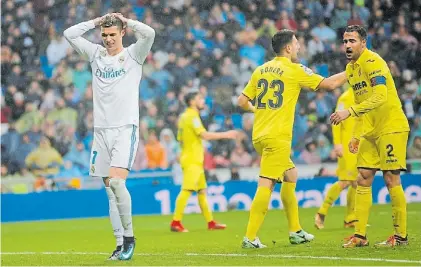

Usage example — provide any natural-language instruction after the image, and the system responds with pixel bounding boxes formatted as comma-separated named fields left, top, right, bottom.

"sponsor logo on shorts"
left=386, top=159, right=397, bottom=164
left=91, top=165, right=95, bottom=173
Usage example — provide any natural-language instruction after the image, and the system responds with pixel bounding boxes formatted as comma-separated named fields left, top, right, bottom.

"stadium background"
left=1, top=0, right=421, bottom=221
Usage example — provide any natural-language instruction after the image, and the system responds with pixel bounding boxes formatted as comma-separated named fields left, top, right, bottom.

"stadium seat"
left=316, top=64, right=329, bottom=77
left=231, top=113, right=242, bottom=129
left=214, top=114, right=225, bottom=126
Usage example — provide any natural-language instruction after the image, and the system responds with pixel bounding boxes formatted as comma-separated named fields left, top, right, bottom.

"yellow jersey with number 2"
left=346, top=49, right=409, bottom=139
left=242, top=57, right=325, bottom=143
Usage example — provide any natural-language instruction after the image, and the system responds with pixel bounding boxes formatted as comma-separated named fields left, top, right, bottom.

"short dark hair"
left=272, top=29, right=295, bottom=55
left=184, top=90, right=199, bottom=106
left=345, top=25, right=367, bottom=40
left=101, top=15, right=124, bottom=30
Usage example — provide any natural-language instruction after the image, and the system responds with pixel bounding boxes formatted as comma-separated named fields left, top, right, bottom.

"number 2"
left=386, top=144, right=394, bottom=157
left=256, top=79, right=284, bottom=109
left=92, top=151, right=98, bottom=164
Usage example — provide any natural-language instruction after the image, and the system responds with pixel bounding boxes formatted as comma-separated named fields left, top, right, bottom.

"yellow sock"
left=281, top=181, right=302, bottom=233
left=345, top=186, right=357, bottom=223
left=389, top=185, right=407, bottom=238
left=173, top=190, right=192, bottom=221
left=355, top=186, right=372, bottom=237
left=318, top=182, right=342, bottom=216
left=198, top=192, right=213, bottom=222
left=245, top=186, right=271, bottom=240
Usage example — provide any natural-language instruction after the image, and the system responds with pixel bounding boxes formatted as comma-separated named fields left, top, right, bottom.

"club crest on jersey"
left=119, top=56, right=124, bottom=64
left=100, top=50, right=107, bottom=57
left=358, top=68, right=362, bottom=76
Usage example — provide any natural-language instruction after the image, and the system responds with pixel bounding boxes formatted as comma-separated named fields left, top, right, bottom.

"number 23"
left=257, top=79, right=284, bottom=109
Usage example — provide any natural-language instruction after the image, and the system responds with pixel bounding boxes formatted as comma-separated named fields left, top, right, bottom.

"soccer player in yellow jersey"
left=330, top=25, right=410, bottom=248
left=315, top=88, right=358, bottom=229
left=170, top=90, right=238, bottom=232
left=237, top=29, right=348, bottom=248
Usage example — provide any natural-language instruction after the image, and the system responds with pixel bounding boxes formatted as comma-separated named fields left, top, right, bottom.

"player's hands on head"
left=330, top=110, right=351, bottom=125
left=93, top=14, right=109, bottom=27
left=226, top=130, right=239, bottom=139
left=112, top=12, right=128, bottom=26
left=333, top=144, right=343, bottom=157
left=348, top=138, right=360, bottom=154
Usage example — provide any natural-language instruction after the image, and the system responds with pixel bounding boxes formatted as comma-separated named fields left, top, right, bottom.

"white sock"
left=109, top=178, right=134, bottom=237
left=106, top=187, right=124, bottom=246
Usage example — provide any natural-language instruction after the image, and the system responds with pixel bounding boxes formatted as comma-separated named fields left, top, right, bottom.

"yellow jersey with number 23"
left=242, top=57, right=325, bottom=142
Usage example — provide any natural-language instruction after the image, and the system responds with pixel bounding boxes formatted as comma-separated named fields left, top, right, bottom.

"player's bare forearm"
left=200, top=130, right=238, bottom=141
left=318, top=71, right=347, bottom=91
left=240, top=102, right=255, bottom=113
left=348, top=85, right=387, bottom=117
left=237, top=94, right=255, bottom=113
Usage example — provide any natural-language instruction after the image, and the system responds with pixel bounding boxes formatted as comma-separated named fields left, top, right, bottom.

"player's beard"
left=196, top=103, right=205, bottom=110
left=291, top=52, right=299, bottom=63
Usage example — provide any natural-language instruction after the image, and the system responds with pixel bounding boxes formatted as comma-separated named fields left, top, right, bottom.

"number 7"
left=92, top=151, right=98, bottom=164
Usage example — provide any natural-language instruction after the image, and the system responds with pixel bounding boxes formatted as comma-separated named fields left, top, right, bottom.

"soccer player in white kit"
left=64, top=13, right=155, bottom=260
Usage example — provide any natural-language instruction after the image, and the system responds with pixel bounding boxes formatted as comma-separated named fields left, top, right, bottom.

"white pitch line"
left=186, top=253, right=421, bottom=264
left=1, top=252, right=420, bottom=264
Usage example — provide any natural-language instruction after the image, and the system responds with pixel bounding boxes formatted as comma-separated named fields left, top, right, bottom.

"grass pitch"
left=2, top=203, right=421, bottom=266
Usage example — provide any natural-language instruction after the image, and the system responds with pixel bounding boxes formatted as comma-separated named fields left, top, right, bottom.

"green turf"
left=2, top=203, right=421, bottom=266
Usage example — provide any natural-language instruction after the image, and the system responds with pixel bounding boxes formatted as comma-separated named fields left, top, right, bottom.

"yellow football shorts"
left=253, top=138, right=295, bottom=182
left=181, top=164, right=207, bottom=191
left=336, top=148, right=358, bottom=181
left=357, top=132, right=408, bottom=171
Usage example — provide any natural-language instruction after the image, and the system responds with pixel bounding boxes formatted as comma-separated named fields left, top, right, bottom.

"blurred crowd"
left=1, top=0, right=421, bottom=185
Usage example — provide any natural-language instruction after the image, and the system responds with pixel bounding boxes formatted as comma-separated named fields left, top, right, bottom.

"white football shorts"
left=89, top=124, right=139, bottom=177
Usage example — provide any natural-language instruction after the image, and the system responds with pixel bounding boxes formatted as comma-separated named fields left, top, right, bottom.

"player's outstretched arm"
left=63, top=16, right=105, bottom=61
left=114, top=13, right=155, bottom=65
left=200, top=130, right=238, bottom=141
left=318, top=71, right=347, bottom=91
